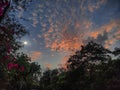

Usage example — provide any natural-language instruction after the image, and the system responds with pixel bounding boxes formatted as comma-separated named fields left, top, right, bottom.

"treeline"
left=38, top=41, right=120, bottom=90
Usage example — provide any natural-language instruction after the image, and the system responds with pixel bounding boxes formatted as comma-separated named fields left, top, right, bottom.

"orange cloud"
left=44, top=27, right=83, bottom=52
left=113, top=29, right=120, bottom=40
left=44, top=63, right=52, bottom=69
left=104, top=38, right=116, bottom=48
left=48, top=27, right=53, bottom=33
left=90, top=32, right=99, bottom=39
left=90, top=20, right=120, bottom=38
left=90, top=19, right=120, bottom=48
left=43, top=20, right=92, bottom=52
left=44, top=19, right=120, bottom=52
left=30, top=51, right=42, bottom=61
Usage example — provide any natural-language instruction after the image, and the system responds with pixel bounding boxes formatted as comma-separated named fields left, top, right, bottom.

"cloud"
left=93, top=31, right=108, bottom=45
left=43, top=20, right=92, bottom=52
left=89, top=19, right=120, bottom=48
left=113, top=29, right=120, bottom=40
left=44, top=63, right=52, bottom=69
left=32, top=19, right=39, bottom=27
left=32, top=13, right=37, bottom=17
left=90, top=20, right=118, bottom=38
left=37, top=34, right=42, bottom=38
left=77, top=0, right=107, bottom=15
left=87, top=0, right=107, bottom=12
left=30, top=51, right=42, bottom=61
left=27, top=0, right=119, bottom=52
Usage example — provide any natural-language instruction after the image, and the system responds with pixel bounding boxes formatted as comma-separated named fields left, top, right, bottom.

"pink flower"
left=7, top=62, right=19, bottom=70
left=7, top=62, right=14, bottom=70
left=13, top=64, right=19, bottom=69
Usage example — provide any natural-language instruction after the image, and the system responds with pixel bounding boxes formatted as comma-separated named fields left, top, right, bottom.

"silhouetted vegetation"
left=38, top=41, right=120, bottom=90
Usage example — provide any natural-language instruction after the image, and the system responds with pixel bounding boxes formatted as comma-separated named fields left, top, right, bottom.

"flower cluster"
left=7, top=62, right=25, bottom=72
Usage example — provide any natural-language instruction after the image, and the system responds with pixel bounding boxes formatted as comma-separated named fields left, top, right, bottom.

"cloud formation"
left=90, top=19, right=120, bottom=48
left=43, top=20, right=92, bottom=52
left=44, top=62, right=52, bottom=69
left=30, top=51, right=42, bottom=61
left=87, top=0, right=107, bottom=12
left=44, top=18, right=120, bottom=52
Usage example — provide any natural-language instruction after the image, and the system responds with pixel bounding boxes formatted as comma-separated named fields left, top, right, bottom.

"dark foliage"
left=39, top=41, right=120, bottom=90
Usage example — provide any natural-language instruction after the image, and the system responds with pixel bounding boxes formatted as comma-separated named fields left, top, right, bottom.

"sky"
left=16, top=0, right=120, bottom=69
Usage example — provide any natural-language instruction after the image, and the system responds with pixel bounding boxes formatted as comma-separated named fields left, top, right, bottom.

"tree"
left=0, top=0, right=42, bottom=90
left=67, top=41, right=111, bottom=70
left=113, top=47, right=120, bottom=58
left=0, top=0, right=33, bottom=22
left=65, top=41, right=120, bottom=90
left=38, top=41, right=120, bottom=90
left=0, top=0, right=10, bottom=22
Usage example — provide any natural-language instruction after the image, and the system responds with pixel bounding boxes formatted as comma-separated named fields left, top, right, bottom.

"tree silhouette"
left=67, top=41, right=111, bottom=70
left=39, top=41, right=120, bottom=90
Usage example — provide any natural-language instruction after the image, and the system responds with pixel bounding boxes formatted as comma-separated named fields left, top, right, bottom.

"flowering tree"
left=0, top=0, right=41, bottom=89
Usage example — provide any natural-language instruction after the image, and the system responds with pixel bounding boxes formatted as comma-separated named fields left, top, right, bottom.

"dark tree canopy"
left=38, top=41, right=120, bottom=90
left=67, top=41, right=112, bottom=70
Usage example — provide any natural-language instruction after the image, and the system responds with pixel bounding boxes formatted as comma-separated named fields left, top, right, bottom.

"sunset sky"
left=17, top=0, right=120, bottom=69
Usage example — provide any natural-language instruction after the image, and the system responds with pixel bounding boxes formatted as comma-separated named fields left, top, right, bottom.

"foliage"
left=39, top=41, right=120, bottom=90
left=0, top=0, right=41, bottom=90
